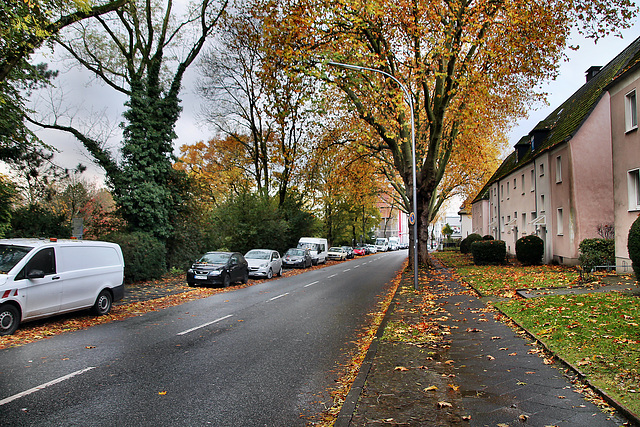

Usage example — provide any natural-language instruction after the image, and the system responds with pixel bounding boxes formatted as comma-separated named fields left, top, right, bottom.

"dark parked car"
left=342, top=246, right=355, bottom=259
left=282, top=248, right=313, bottom=268
left=187, top=251, right=249, bottom=287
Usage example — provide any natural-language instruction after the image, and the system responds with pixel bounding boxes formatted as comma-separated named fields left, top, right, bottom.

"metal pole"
left=328, top=61, right=419, bottom=290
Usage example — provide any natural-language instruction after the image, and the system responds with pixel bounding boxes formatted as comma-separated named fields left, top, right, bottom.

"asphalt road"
left=0, top=250, right=407, bottom=426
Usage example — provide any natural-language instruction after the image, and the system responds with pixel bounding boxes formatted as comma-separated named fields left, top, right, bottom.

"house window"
left=501, top=184, right=504, bottom=201
left=556, top=156, right=562, bottom=183
left=507, top=182, right=510, bottom=199
left=629, top=169, right=640, bottom=211
left=626, top=89, right=638, bottom=132
left=539, top=163, right=545, bottom=177
left=557, top=208, right=564, bottom=235
left=521, top=174, right=525, bottom=194
left=540, top=194, right=545, bottom=212
left=521, top=213, right=527, bottom=229
left=530, top=169, right=535, bottom=191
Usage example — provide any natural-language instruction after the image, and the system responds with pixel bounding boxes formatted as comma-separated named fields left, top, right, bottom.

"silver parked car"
left=327, top=246, right=348, bottom=261
left=244, top=249, right=283, bottom=279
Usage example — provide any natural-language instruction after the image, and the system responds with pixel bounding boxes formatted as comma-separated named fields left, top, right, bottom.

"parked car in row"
left=353, top=246, right=366, bottom=256
left=282, top=248, right=313, bottom=268
left=327, top=247, right=348, bottom=261
left=365, top=244, right=377, bottom=254
left=187, top=251, right=249, bottom=287
left=245, top=249, right=282, bottom=279
left=341, top=246, right=355, bottom=259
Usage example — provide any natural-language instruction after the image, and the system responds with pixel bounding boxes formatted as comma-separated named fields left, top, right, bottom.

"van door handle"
left=52, top=276, right=61, bottom=280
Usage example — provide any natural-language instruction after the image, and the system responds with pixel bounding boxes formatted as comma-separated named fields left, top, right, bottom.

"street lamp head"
left=327, top=61, right=364, bottom=72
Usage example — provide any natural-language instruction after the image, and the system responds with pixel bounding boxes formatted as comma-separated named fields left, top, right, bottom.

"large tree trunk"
left=406, top=181, right=435, bottom=270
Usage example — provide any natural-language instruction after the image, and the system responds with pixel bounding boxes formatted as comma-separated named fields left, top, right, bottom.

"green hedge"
left=578, top=238, right=615, bottom=272
left=460, top=233, right=482, bottom=254
left=106, top=231, right=167, bottom=283
left=470, top=240, right=506, bottom=265
left=628, top=215, right=640, bottom=280
left=516, top=235, right=544, bottom=265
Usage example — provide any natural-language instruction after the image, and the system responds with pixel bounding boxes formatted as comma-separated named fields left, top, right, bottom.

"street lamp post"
left=328, top=61, right=419, bottom=290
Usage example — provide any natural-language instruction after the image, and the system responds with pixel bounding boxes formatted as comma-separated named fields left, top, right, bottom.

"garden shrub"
left=578, top=238, right=614, bottom=272
left=106, top=231, right=167, bottom=282
left=470, top=240, right=506, bottom=265
left=460, top=233, right=482, bottom=254
left=628, top=215, right=640, bottom=280
left=8, top=204, right=71, bottom=238
left=483, top=235, right=494, bottom=240
left=516, top=235, right=544, bottom=265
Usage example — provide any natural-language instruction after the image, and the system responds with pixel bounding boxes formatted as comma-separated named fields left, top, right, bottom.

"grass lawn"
left=432, top=251, right=640, bottom=417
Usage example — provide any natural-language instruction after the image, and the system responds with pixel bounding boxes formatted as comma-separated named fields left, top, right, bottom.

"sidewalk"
left=337, top=265, right=633, bottom=426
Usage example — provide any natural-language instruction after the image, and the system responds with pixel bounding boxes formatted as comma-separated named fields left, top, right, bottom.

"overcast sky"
left=14, top=18, right=640, bottom=187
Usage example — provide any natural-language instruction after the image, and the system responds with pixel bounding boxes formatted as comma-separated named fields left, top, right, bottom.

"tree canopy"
left=258, top=0, right=636, bottom=265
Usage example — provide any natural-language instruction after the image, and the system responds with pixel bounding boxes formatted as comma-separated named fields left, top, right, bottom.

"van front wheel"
left=0, top=304, right=20, bottom=335
left=92, top=290, right=113, bottom=316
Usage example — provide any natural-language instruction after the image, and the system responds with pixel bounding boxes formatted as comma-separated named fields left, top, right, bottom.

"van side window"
left=16, top=248, right=56, bottom=280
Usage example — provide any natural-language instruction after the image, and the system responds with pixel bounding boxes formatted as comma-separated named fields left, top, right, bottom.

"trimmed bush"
left=483, top=235, right=494, bottom=240
left=578, top=238, right=614, bottom=272
left=628, top=215, right=640, bottom=280
left=516, top=235, right=544, bottom=265
left=460, top=233, right=482, bottom=254
left=470, top=240, right=506, bottom=265
left=106, top=231, right=167, bottom=283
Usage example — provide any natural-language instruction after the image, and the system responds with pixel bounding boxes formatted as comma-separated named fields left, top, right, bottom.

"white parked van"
left=375, top=237, right=389, bottom=252
left=297, top=237, right=328, bottom=265
left=0, top=238, right=125, bottom=335
left=388, top=237, right=399, bottom=251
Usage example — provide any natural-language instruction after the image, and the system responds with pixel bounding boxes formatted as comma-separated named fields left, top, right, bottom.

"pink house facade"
left=472, top=39, right=640, bottom=266
left=608, top=58, right=640, bottom=272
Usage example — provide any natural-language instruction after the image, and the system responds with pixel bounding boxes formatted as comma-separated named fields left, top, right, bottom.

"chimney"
left=585, top=66, right=602, bottom=82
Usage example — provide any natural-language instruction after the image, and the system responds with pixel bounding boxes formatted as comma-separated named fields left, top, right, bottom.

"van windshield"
left=297, top=242, right=318, bottom=251
left=0, top=245, right=33, bottom=274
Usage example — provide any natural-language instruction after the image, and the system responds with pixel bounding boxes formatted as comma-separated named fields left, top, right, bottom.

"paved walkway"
left=342, top=266, right=631, bottom=426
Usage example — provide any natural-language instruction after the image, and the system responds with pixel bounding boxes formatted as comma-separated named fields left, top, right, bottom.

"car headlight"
left=260, top=263, right=268, bottom=268
left=209, top=270, right=221, bottom=276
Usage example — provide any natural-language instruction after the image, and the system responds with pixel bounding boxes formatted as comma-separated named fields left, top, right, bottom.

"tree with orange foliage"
left=306, top=119, right=383, bottom=245
left=258, top=0, right=635, bottom=266
left=175, top=135, right=253, bottom=206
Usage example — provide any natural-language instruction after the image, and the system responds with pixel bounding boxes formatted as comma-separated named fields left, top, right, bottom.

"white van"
left=0, top=238, right=125, bottom=335
left=375, top=237, right=389, bottom=252
left=297, top=237, right=328, bottom=265
left=388, top=237, right=399, bottom=251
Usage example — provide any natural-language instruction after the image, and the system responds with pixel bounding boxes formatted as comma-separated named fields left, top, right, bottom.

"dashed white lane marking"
left=269, top=293, right=289, bottom=301
left=0, top=367, right=96, bottom=406
left=178, top=314, right=233, bottom=336
left=304, top=281, right=319, bottom=288
left=327, top=274, right=337, bottom=278
left=343, top=269, right=351, bottom=272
